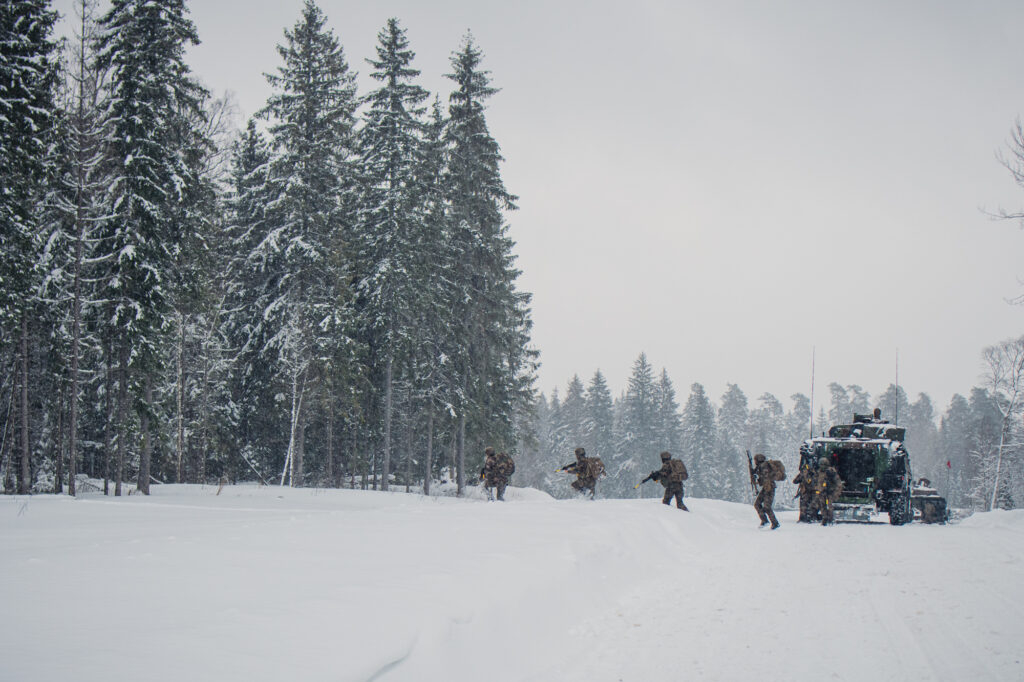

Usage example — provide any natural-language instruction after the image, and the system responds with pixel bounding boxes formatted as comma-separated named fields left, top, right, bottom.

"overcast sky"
left=54, top=0, right=1024, bottom=414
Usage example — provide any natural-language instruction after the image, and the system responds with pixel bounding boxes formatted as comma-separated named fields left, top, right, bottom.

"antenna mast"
left=894, top=349, right=899, bottom=425
left=809, top=347, right=816, bottom=438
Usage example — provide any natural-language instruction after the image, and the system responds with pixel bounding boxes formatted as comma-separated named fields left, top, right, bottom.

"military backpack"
left=768, top=459, right=786, bottom=481
left=668, top=459, right=688, bottom=483
left=585, top=457, right=605, bottom=480
left=496, top=452, right=515, bottom=477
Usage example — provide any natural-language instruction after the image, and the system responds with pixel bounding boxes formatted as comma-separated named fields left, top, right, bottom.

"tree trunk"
left=103, top=355, right=112, bottom=495
left=115, top=341, right=128, bottom=496
left=326, top=402, right=334, bottom=486
left=990, top=422, right=1008, bottom=511
left=382, top=354, right=392, bottom=491
left=19, top=315, right=30, bottom=495
left=176, top=315, right=185, bottom=483
left=404, top=412, right=412, bottom=493
left=54, top=386, right=64, bottom=494
left=423, top=412, right=433, bottom=496
left=456, top=412, right=466, bottom=496
left=296, top=415, right=305, bottom=487
left=138, top=378, right=152, bottom=495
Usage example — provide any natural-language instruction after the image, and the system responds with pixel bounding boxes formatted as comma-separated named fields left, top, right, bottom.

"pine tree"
left=256, top=0, right=359, bottom=486
left=443, top=33, right=535, bottom=494
left=939, top=393, right=970, bottom=506
left=716, top=384, right=750, bottom=502
left=654, top=369, right=682, bottom=456
left=96, top=0, right=209, bottom=494
left=680, top=383, right=717, bottom=499
left=827, top=382, right=851, bottom=425
left=559, top=375, right=587, bottom=451
left=356, top=17, right=430, bottom=491
left=846, top=384, right=871, bottom=416
left=584, top=369, right=615, bottom=460
left=877, top=384, right=911, bottom=426
left=0, top=0, right=59, bottom=494
left=45, top=0, right=114, bottom=496
left=614, top=353, right=658, bottom=496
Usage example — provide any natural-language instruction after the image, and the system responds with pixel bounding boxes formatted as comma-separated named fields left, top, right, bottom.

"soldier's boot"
left=758, top=514, right=769, bottom=527
left=768, top=509, right=780, bottom=530
left=677, top=502, right=689, bottom=511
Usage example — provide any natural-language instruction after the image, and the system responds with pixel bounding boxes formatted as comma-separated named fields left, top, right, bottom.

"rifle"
left=556, top=462, right=578, bottom=473
left=746, top=450, right=758, bottom=499
left=634, top=470, right=661, bottom=490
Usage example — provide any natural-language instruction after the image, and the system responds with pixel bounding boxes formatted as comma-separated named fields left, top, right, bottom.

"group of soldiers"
left=482, top=446, right=688, bottom=510
left=792, top=455, right=843, bottom=525
left=482, top=445, right=844, bottom=531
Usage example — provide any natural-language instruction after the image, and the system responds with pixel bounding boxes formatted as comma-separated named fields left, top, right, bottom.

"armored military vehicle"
left=911, top=478, right=950, bottom=524
left=799, top=412, right=915, bottom=524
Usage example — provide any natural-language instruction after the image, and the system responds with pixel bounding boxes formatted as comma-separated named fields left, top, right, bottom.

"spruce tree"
left=256, top=0, right=359, bottom=486
left=680, top=383, right=717, bottom=499
left=717, top=384, right=750, bottom=502
left=939, top=394, right=970, bottom=506
left=46, top=0, right=113, bottom=495
left=356, top=17, right=430, bottom=491
left=654, top=369, right=682, bottom=456
left=96, top=0, right=208, bottom=494
left=443, top=33, right=534, bottom=494
left=614, top=353, right=658, bottom=496
left=584, top=369, right=615, bottom=460
left=0, top=0, right=59, bottom=494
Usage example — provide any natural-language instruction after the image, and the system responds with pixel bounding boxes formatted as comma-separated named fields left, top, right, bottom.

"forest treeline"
left=1, top=0, right=534, bottom=497
left=2, top=1, right=1021, bottom=511
left=518, top=352, right=1024, bottom=511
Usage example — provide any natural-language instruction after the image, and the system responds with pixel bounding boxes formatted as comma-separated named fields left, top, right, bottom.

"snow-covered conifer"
left=255, top=0, right=359, bottom=486
left=443, top=33, right=535, bottom=494
left=680, top=382, right=717, bottom=499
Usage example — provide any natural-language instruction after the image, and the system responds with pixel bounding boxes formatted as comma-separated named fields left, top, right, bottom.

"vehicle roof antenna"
left=809, top=347, right=816, bottom=439
left=894, top=348, right=899, bottom=426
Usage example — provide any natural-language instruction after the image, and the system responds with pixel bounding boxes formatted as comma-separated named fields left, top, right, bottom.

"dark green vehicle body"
left=799, top=414, right=914, bottom=524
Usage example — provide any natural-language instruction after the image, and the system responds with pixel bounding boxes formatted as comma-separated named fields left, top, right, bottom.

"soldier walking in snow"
left=559, top=447, right=605, bottom=499
left=793, top=462, right=816, bottom=523
left=638, top=451, right=689, bottom=510
left=480, top=447, right=515, bottom=501
left=751, top=453, right=780, bottom=529
left=810, top=456, right=843, bottom=525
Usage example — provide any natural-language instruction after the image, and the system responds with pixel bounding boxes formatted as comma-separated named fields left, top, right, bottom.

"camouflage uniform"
left=792, top=466, right=816, bottom=522
left=653, top=451, right=689, bottom=510
left=562, top=447, right=601, bottom=498
left=480, top=447, right=515, bottom=501
left=810, top=459, right=843, bottom=525
left=753, top=454, right=780, bottom=529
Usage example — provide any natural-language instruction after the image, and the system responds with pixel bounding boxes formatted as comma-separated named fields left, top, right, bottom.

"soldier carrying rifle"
left=558, top=447, right=605, bottom=499
left=637, top=451, right=689, bottom=511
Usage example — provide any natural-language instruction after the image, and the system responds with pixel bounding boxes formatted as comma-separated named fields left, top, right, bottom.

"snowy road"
left=1, top=485, right=1022, bottom=682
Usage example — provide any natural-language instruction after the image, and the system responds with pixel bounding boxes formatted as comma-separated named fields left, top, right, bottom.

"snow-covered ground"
left=2, top=484, right=1022, bottom=682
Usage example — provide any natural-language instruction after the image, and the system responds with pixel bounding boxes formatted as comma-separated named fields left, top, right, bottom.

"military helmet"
left=660, top=451, right=671, bottom=461
left=753, top=453, right=766, bottom=464
left=574, top=447, right=586, bottom=458
left=818, top=456, right=829, bottom=468
left=484, top=447, right=495, bottom=457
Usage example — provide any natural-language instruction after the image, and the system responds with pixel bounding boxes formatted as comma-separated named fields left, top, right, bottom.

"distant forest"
left=521, top=351, right=1024, bottom=510
left=2, top=1, right=1021, bottom=511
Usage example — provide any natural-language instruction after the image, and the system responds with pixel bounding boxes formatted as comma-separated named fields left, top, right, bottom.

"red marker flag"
left=946, top=460, right=951, bottom=469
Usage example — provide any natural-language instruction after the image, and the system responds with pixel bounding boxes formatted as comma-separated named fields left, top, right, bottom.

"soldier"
left=640, top=451, right=689, bottom=510
left=751, top=453, right=780, bottom=529
left=559, top=447, right=603, bottom=499
left=479, top=447, right=515, bottom=501
left=792, top=461, right=816, bottom=523
left=811, top=456, right=843, bottom=525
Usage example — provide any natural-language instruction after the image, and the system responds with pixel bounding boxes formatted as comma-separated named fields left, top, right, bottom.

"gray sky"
left=55, top=0, right=1024, bottom=413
